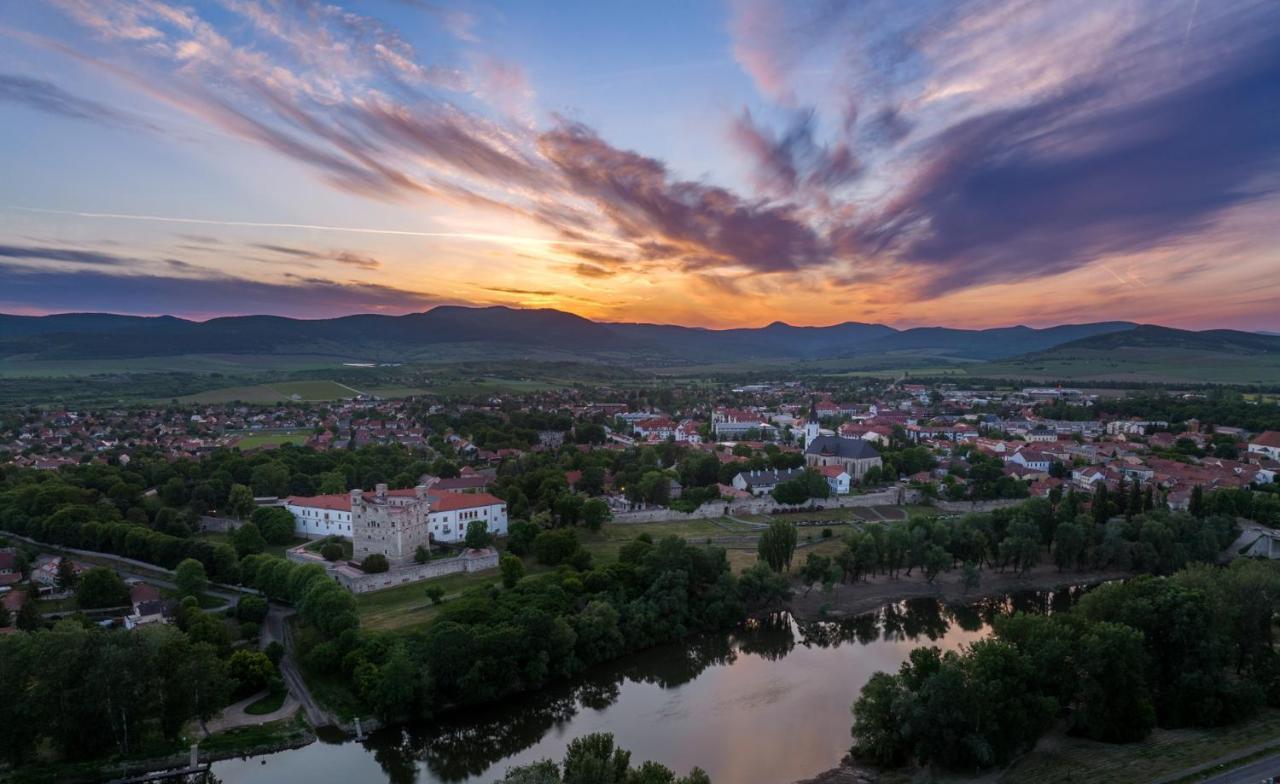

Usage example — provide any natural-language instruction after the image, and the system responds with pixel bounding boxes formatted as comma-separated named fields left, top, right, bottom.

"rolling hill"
left=0, top=307, right=1137, bottom=369
left=978, top=325, right=1280, bottom=384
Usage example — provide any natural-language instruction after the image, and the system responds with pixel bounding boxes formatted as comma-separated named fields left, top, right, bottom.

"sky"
left=0, top=0, right=1278, bottom=330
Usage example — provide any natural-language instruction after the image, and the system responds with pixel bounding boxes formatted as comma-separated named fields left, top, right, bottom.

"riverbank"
left=0, top=713, right=315, bottom=784
left=785, top=563, right=1130, bottom=622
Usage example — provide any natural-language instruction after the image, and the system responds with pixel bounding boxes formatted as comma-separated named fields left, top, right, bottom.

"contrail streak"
left=6, top=206, right=622, bottom=248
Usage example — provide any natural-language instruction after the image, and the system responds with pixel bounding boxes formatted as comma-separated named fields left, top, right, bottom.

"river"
left=212, top=588, right=1084, bottom=784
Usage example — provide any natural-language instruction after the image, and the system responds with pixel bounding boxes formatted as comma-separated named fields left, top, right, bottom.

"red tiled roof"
left=287, top=489, right=504, bottom=513
left=1253, top=431, right=1280, bottom=448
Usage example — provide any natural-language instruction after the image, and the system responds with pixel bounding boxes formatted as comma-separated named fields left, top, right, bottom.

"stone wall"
left=611, top=487, right=919, bottom=524
left=288, top=546, right=499, bottom=594
left=930, top=498, right=1025, bottom=514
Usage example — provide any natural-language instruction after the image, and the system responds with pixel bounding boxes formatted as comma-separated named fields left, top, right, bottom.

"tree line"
left=851, top=559, right=1280, bottom=772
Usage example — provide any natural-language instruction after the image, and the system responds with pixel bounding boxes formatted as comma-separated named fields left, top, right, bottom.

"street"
left=1197, top=753, right=1280, bottom=784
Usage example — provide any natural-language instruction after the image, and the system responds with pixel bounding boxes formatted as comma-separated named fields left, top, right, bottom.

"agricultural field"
left=978, top=348, right=1280, bottom=385
left=228, top=430, right=312, bottom=449
left=178, top=379, right=363, bottom=404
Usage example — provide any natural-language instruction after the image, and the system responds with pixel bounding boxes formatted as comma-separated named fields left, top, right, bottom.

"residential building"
left=732, top=467, right=807, bottom=496
left=1248, top=431, right=1280, bottom=462
left=820, top=466, right=851, bottom=495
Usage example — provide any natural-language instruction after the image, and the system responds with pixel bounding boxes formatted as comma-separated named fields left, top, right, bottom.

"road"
left=1197, top=753, right=1280, bottom=784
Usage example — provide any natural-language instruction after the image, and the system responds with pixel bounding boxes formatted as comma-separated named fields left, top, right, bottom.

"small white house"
left=820, top=466, right=851, bottom=495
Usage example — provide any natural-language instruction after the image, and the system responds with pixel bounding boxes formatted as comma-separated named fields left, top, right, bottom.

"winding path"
left=264, top=605, right=337, bottom=729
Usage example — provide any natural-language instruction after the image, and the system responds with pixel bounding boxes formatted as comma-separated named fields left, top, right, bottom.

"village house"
left=124, top=582, right=175, bottom=629
left=820, top=465, right=852, bottom=495
left=731, top=467, right=807, bottom=496
left=1248, top=431, right=1280, bottom=462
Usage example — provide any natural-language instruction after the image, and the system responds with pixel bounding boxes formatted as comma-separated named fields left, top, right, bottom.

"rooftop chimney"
left=375, top=483, right=387, bottom=499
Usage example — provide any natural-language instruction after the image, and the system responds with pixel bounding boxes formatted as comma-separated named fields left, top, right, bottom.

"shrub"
left=360, top=554, right=389, bottom=573
left=533, top=528, right=580, bottom=566
left=321, top=542, right=344, bottom=562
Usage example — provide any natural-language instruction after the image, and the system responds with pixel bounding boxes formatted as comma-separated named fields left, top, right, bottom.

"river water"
left=212, top=589, right=1083, bottom=784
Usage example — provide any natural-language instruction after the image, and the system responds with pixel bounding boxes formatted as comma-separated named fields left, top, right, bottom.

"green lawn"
left=997, top=710, right=1280, bottom=784
left=245, top=691, right=287, bottom=715
left=355, top=567, right=504, bottom=632
left=303, top=537, right=352, bottom=560
left=230, top=430, right=311, bottom=449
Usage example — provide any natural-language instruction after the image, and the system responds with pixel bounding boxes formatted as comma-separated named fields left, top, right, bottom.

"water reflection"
left=213, top=588, right=1090, bottom=784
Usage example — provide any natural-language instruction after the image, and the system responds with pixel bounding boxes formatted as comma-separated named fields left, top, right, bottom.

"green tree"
left=321, top=541, right=344, bottom=562
left=425, top=584, right=445, bottom=605
left=534, top=529, right=580, bottom=566
left=582, top=498, right=611, bottom=531
left=236, top=595, right=269, bottom=624
left=15, top=594, right=41, bottom=631
left=414, top=545, right=430, bottom=564
left=55, top=558, right=79, bottom=593
left=227, top=483, right=255, bottom=519
left=1052, top=521, right=1084, bottom=571
left=250, top=506, right=296, bottom=544
left=465, top=520, right=492, bottom=549
left=1073, top=622, right=1156, bottom=742
left=757, top=521, right=798, bottom=573
left=76, top=567, right=130, bottom=608
left=227, top=649, right=276, bottom=697
left=798, top=552, right=831, bottom=597
left=174, top=558, right=209, bottom=600
left=501, top=553, right=526, bottom=588
left=232, top=522, right=267, bottom=557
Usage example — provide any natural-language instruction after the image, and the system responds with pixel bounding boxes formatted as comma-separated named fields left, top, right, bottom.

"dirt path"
left=265, top=605, right=337, bottom=729
left=786, top=563, right=1130, bottom=621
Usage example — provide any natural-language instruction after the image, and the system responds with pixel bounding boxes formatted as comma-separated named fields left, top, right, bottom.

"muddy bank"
left=785, top=563, right=1129, bottom=622
left=792, top=755, right=885, bottom=783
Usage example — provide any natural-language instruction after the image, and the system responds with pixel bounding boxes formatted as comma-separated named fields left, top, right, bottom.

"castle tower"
left=351, top=483, right=431, bottom=566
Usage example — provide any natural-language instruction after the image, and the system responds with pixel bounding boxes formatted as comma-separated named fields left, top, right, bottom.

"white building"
left=820, top=466, right=851, bottom=495
left=286, top=485, right=509, bottom=557
left=1248, top=431, right=1280, bottom=462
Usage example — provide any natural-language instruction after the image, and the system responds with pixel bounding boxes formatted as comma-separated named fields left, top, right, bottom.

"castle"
left=351, top=483, right=431, bottom=565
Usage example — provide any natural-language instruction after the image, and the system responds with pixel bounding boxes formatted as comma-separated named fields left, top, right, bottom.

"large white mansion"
left=286, top=482, right=508, bottom=564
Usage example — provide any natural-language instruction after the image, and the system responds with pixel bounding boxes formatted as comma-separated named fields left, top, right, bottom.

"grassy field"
left=0, top=353, right=342, bottom=378
left=978, top=348, right=1280, bottom=385
left=229, top=429, right=312, bottom=449
left=998, top=710, right=1280, bottom=784
left=356, top=567, right=504, bottom=632
left=179, top=379, right=363, bottom=404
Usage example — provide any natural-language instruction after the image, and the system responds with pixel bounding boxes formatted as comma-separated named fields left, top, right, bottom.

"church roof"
left=804, top=435, right=881, bottom=460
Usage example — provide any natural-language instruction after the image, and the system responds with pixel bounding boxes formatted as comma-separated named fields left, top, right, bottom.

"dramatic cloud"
left=729, top=108, right=860, bottom=196
left=847, top=27, right=1280, bottom=295
left=0, top=263, right=454, bottom=318
left=540, top=121, right=829, bottom=273
left=4, top=0, right=1279, bottom=327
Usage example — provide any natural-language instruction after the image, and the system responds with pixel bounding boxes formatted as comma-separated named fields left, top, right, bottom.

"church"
left=802, top=409, right=884, bottom=481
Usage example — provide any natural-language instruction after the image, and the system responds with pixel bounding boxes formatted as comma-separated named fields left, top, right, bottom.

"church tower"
left=804, top=399, right=820, bottom=449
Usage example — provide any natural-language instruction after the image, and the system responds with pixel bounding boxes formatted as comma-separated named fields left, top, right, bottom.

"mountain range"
left=2, top=307, right=1277, bottom=367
